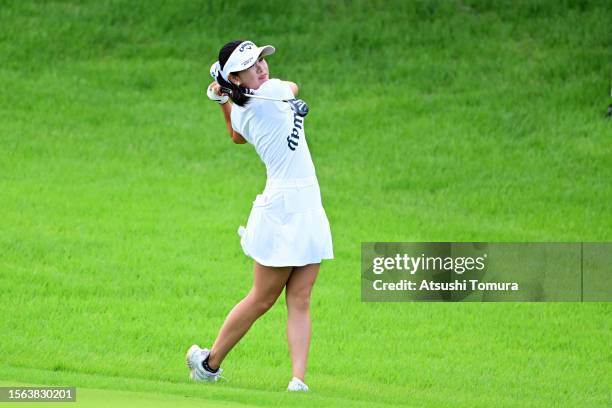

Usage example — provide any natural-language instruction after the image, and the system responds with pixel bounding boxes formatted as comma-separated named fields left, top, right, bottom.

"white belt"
left=265, top=176, right=318, bottom=190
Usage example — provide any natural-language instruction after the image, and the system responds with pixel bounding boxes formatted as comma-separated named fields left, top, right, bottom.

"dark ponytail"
left=218, top=40, right=250, bottom=107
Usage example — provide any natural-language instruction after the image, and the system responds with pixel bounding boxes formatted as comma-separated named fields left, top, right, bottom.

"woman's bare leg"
left=285, top=263, right=319, bottom=382
left=207, top=262, right=292, bottom=369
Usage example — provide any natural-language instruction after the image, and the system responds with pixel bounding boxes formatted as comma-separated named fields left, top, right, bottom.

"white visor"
left=219, top=41, right=275, bottom=82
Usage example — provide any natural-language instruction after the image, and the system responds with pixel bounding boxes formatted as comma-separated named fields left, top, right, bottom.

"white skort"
left=238, top=176, right=334, bottom=267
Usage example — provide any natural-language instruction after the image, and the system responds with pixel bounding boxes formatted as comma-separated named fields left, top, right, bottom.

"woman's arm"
left=220, top=103, right=247, bottom=144
left=284, top=81, right=299, bottom=97
left=209, top=82, right=247, bottom=144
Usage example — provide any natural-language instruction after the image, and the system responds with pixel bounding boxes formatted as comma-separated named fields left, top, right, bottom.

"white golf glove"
left=207, top=83, right=229, bottom=105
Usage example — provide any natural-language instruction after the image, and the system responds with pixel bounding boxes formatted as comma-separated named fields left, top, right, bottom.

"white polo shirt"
left=230, top=79, right=316, bottom=180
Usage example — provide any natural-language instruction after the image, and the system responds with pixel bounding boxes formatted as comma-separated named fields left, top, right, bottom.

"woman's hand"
left=207, top=81, right=229, bottom=104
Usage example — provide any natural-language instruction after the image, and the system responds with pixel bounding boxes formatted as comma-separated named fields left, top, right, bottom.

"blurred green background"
left=1, top=1, right=610, bottom=407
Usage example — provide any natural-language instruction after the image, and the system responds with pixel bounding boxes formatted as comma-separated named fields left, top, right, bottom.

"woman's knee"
left=249, top=291, right=279, bottom=314
left=286, top=289, right=311, bottom=312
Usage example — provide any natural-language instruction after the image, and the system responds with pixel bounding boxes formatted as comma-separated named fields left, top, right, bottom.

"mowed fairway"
left=1, top=1, right=610, bottom=407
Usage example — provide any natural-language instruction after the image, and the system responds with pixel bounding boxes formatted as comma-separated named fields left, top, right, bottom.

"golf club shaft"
left=243, top=93, right=290, bottom=102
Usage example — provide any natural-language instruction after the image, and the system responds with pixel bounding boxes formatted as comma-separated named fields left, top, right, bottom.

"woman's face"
left=231, top=57, right=269, bottom=90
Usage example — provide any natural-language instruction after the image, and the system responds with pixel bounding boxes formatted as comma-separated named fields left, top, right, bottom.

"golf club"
left=243, top=93, right=309, bottom=117
left=210, top=63, right=309, bottom=117
left=217, top=85, right=309, bottom=118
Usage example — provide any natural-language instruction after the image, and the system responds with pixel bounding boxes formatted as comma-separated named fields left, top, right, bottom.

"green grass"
left=0, top=381, right=251, bottom=408
left=1, top=0, right=611, bottom=407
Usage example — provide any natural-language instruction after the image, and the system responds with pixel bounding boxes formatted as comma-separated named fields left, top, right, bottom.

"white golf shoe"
left=185, top=344, right=223, bottom=382
left=287, top=376, right=309, bottom=392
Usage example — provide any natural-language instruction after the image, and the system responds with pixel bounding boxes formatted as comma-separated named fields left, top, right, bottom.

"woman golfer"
left=186, top=40, right=333, bottom=392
